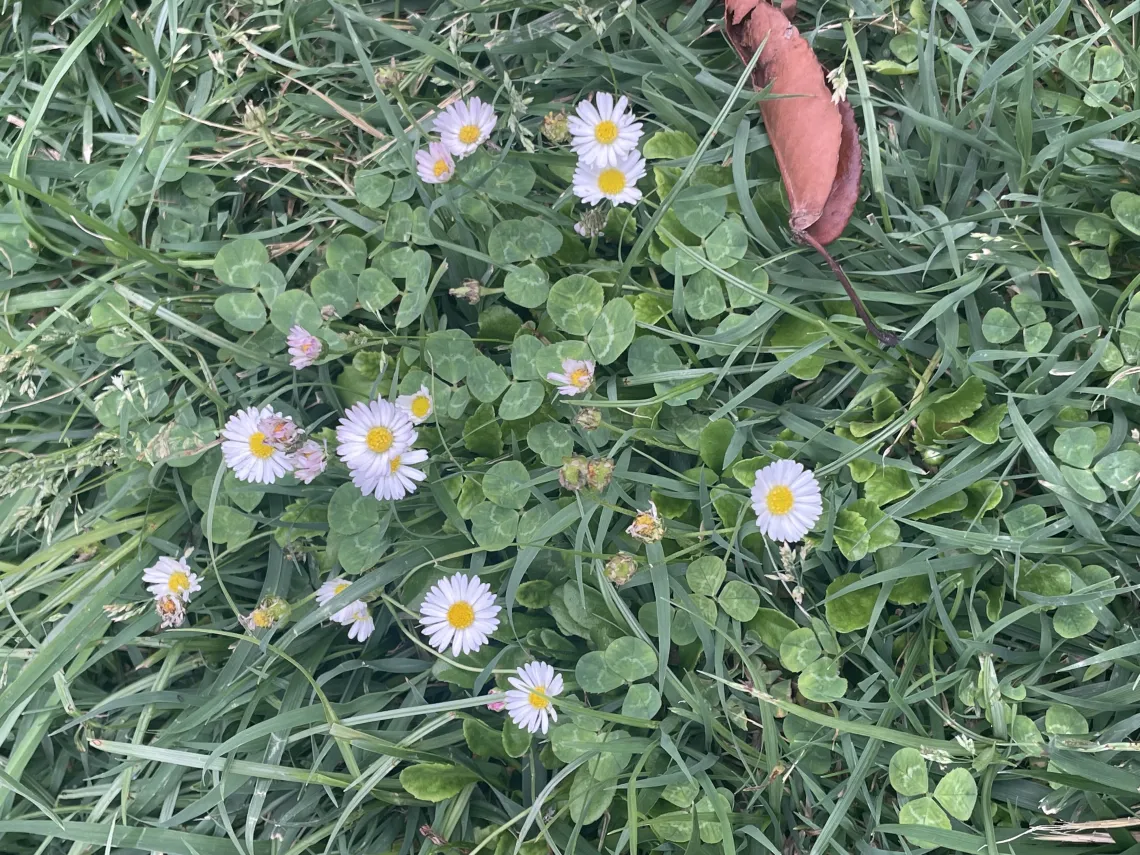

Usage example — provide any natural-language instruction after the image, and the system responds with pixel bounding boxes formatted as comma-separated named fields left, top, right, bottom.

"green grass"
left=2, top=0, right=1140, bottom=853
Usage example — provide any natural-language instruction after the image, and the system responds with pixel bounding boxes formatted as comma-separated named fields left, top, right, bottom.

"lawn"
left=2, top=0, right=1140, bottom=853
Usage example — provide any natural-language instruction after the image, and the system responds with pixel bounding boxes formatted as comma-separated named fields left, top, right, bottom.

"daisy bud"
left=574, top=407, right=602, bottom=431
left=485, top=687, right=507, bottom=712
left=320, top=304, right=339, bottom=321
left=290, top=439, right=327, bottom=484
left=604, top=551, right=638, bottom=585
left=542, top=110, right=570, bottom=144
left=287, top=325, right=322, bottom=369
left=626, top=501, right=664, bottom=543
left=375, top=59, right=403, bottom=89
left=450, top=278, right=482, bottom=304
left=586, top=456, right=615, bottom=491
left=559, top=455, right=590, bottom=492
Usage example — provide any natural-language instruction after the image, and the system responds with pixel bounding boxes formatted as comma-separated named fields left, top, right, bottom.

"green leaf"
left=355, top=170, right=394, bottom=207
left=930, top=376, right=985, bottom=424
left=686, top=556, right=725, bottom=597
left=269, top=290, right=322, bottom=334
left=705, top=216, right=749, bottom=267
left=1045, top=704, right=1088, bottom=736
left=621, top=684, right=661, bottom=720
left=1093, top=450, right=1140, bottom=491
left=215, top=292, right=266, bottom=332
left=643, top=129, right=697, bottom=160
left=1054, top=427, right=1098, bottom=468
left=399, top=764, right=480, bottom=802
left=1054, top=604, right=1098, bottom=638
left=463, top=718, right=508, bottom=760
left=527, top=422, right=574, bottom=467
left=890, top=748, right=929, bottom=796
left=1111, top=192, right=1140, bottom=237
left=499, top=382, right=544, bottom=420
left=481, top=460, right=530, bottom=510
left=576, top=650, right=625, bottom=692
left=568, top=763, right=618, bottom=825
left=718, top=580, right=759, bottom=622
left=604, top=636, right=657, bottom=682
left=779, top=627, right=822, bottom=672
left=1062, top=465, right=1107, bottom=503
left=825, top=574, right=879, bottom=633
left=587, top=298, right=636, bottom=365
left=864, top=467, right=912, bottom=505
left=339, top=524, right=388, bottom=574
left=1020, top=563, right=1071, bottom=597
left=424, top=329, right=475, bottom=384
left=467, top=354, right=510, bottom=403
left=964, top=404, right=1007, bottom=444
left=310, top=269, right=357, bottom=317
left=547, top=274, right=605, bottom=335
left=204, top=506, right=255, bottom=546
left=488, top=217, right=562, bottom=263
left=674, top=184, right=726, bottom=238
left=1011, top=715, right=1046, bottom=756
left=747, top=608, right=798, bottom=650
left=932, top=769, right=976, bottom=820
left=504, top=263, right=550, bottom=308
left=1093, top=45, right=1124, bottom=81
left=213, top=238, right=268, bottom=288
left=464, top=403, right=503, bottom=457
left=469, top=502, right=519, bottom=551
left=329, top=482, right=382, bottom=534
left=981, top=308, right=1019, bottom=344
left=899, top=797, right=951, bottom=830
left=699, top=419, right=735, bottom=472
left=1010, top=293, right=1046, bottom=325
left=357, top=269, right=399, bottom=314
left=326, top=234, right=367, bottom=274
left=797, top=656, right=847, bottom=703
left=835, top=500, right=899, bottom=561
left=1004, top=503, right=1046, bottom=537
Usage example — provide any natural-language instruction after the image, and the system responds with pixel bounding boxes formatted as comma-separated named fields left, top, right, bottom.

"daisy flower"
left=336, top=399, right=417, bottom=495
left=435, top=96, right=497, bottom=158
left=503, top=661, right=563, bottom=735
left=568, top=93, right=643, bottom=167
left=418, top=572, right=501, bottom=656
left=316, top=577, right=357, bottom=624
left=257, top=413, right=299, bottom=450
left=344, top=601, right=375, bottom=642
left=370, top=448, right=429, bottom=501
left=222, top=406, right=293, bottom=484
left=143, top=556, right=202, bottom=603
left=572, top=152, right=646, bottom=207
left=546, top=358, right=595, bottom=396
left=290, top=439, right=327, bottom=484
left=416, top=141, right=455, bottom=185
left=626, top=501, right=664, bottom=543
left=395, top=385, right=434, bottom=425
left=751, top=460, right=823, bottom=543
left=287, top=325, right=322, bottom=369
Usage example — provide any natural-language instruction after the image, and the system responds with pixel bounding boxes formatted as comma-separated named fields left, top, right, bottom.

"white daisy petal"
left=750, top=460, right=823, bottom=543
left=221, top=406, right=293, bottom=485
left=344, top=601, right=374, bottom=641
left=499, top=660, right=563, bottom=735
left=395, top=385, right=434, bottom=425
left=569, top=93, right=643, bottom=167
left=435, top=96, right=498, bottom=158
left=142, top=555, right=202, bottom=603
left=545, top=358, right=595, bottom=397
left=418, top=572, right=501, bottom=656
left=336, top=399, right=418, bottom=500
left=572, top=152, right=646, bottom=207
left=416, top=141, right=455, bottom=184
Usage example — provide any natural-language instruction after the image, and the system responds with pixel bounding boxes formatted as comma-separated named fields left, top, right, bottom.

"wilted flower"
left=258, top=413, right=300, bottom=450
left=241, top=596, right=291, bottom=631
left=604, top=552, right=638, bottom=585
left=450, top=279, right=481, bottom=304
left=586, top=457, right=615, bottom=491
left=574, top=206, right=608, bottom=238
left=287, top=325, right=322, bottom=369
left=547, top=358, right=595, bottom=396
left=574, top=407, right=602, bottom=431
left=290, top=440, right=327, bottom=484
left=155, top=595, right=186, bottom=629
left=542, top=110, right=570, bottom=144
left=559, top=455, right=589, bottom=492
left=626, top=501, right=664, bottom=543
left=486, top=687, right=507, bottom=712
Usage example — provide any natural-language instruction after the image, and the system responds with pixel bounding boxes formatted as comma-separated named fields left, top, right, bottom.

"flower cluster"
left=221, top=405, right=327, bottom=485
left=416, top=97, right=498, bottom=185
left=142, top=555, right=202, bottom=629
left=335, top=390, right=431, bottom=501
left=569, top=93, right=646, bottom=208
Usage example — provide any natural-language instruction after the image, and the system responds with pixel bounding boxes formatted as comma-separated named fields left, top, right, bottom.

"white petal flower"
left=503, top=661, right=563, bottom=735
left=395, top=385, right=434, bottom=425
left=416, top=141, right=456, bottom=184
left=344, top=601, right=375, bottom=642
left=435, top=96, right=497, bottom=158
left=418, top=572, right=501, bottom=656
left=290, top=439, right=327, bottom=484
left=142, top=556, right=202, bottom=603
left=257, top=413, right=300, bottom=449
left=222, top=406, right=294, bottom=484
left=546, top=358, right=595, bottom=397
left=287, top=325, right=322, bottom=369
left=568, top=93, right=643, bottom=167
left=336, top=399, right=417, bottom=498
left=370, top=448, right=429, bottom=501
left=572, top=152, right=646, bottom=207
left=316, top=577, right=357, bottom=624
left=750, top=460, right=823, bottom=543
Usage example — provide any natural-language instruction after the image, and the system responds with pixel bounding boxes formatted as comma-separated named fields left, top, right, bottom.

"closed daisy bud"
left=586, top=456, right=615, bottom=491
left=287, top=325, right=322, bottom=369
left=542, top=110, right=570, bottom=144
left=559, top=455, right=589, bottom=492
left=626, top=501, right=664, bottom=543
left=605, top=552, right=638, bottom=585
left=750, top=460, right=822, bottom=543
left=574, top=407, right=602, bottom=431
left=450, top=279, right=482, bottom=304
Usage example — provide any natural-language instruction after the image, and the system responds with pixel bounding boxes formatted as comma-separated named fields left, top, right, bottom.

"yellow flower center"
left=354, top=610, right=370, bottom=623
left=248, top=431, right=275, bottom=459
left=593, top=120, right=619, bottom=144
left=168, top=571, right=191, bottom=594
left=332, top=581, right=350, bottom=596
left=569, top=368, right=591, bottom=388
left=765, top=485, right=795, bottom=516
left=597, top=168, right=626, bottom=196
left=251, top=609, right=273, bottom=628
left=433, top=159, right=450, bottom=178
left=300, top=341, right=314, bottom=354
left=447, top=601, right=476, bottom=630
left=389, top=455, right=402, bottom=474
left=410, top=396, right=431, bottom=418
left=458, top=124, right=481, bottom=145
left=528, top=688, right=550, bottom=710
left=366, top=426, right=394, bottom=453
left=158, top=598, right=179, bottom=615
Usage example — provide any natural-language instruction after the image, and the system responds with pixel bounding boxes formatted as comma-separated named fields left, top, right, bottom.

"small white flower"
left=344, top=601, right=375, bottom=642
left=503, top=661, right=563, bottom=735
left=221, top=406, right=293, bottom=484
left=418, top=572, right=501, bottom=656
left=143, top=556, right=202, bottom=603
left=395, top=385, right=434, bottom=425
left=750, top=460, right=823, bottom=543
left=336, top=399, right=417, bottom=497
left=435, top=96, right=497, bottom=158
left=257, top=413, right=300, bottom=449
left=287, top=325, right=322, bottom=369
left=371, top=448, right=429, bottom=501
left=416, top=141, right=456, bottom=184
left=568, top=93, right=643, bottom=167
left=290, top=439, right=327, bottom=484
left=317, top=577, right=357, bottom=624
left=546, top=358, right=595, bottom=396
left=572, top=152, right=646, bottom=207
